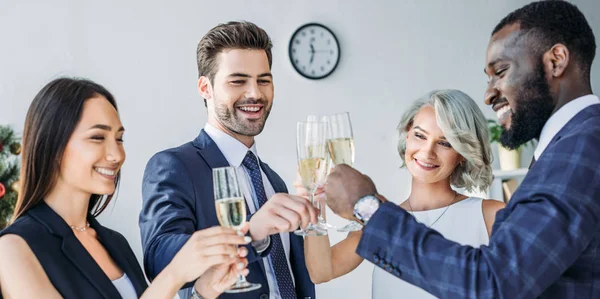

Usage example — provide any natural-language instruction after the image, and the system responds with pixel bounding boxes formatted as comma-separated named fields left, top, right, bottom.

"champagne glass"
left=213, top=166, right=261, bottom=293
left=294, top=121, right=328, bottom=236
left=306, top=115, right=335, bottom=230
left=326, top=112, right=364, bottom=232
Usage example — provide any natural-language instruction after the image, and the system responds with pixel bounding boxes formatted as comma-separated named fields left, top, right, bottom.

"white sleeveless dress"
left=372, top=197, right=490, bottom=299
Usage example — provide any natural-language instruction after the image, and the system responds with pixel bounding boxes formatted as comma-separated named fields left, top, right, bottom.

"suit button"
left=384, top=264, right=393, bottom=272
left=259, top=294, right=269, bottom=299
left=373, top=254, right=380, bottom=263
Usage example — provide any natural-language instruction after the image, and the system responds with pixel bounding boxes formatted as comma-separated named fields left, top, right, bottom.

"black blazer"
left=0, top=202, right=148, bottom=298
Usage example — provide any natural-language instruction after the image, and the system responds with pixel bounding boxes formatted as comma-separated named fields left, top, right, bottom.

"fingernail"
left=237, top=230, right=244, bottom=236
left=244, top=236, right=252, bottom=243
left=229, top=253, right=234, bottom=258
left=237, top=262, right=245, bottom=270
left=238, top=248, right=248, bottom=257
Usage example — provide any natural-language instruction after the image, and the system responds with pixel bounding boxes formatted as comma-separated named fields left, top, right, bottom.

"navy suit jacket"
left=356, top=104, right=600, bottom=298
left=139, top=130, right=315, bottom=299
left=0, top=202, right=148, bottom=298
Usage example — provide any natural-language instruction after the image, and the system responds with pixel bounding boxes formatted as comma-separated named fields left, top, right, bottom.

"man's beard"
left=499, top=64, right=555, bottom=149
left=215, top=98, right=272, bottom=137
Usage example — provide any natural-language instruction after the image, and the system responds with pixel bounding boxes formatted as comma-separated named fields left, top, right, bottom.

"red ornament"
left=0, top=143, right=3, bottom=152
left=0, top=182, right=5, bottom=199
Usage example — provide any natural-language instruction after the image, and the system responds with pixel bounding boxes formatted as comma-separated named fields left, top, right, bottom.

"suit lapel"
left=29, top=203, right=121, bottom=299
left=260, top=161, right=287, bottom=193
left=260, top=160, right=310, bottom=296
left=194, top=130, right=231, bottom=170
left=545, top=104, right=600, bottom=153
left=193, top=130, right=269, bottom=276
left=91, top=218, right=147, bottom=296
left=194, top=130, right=253, bottom=213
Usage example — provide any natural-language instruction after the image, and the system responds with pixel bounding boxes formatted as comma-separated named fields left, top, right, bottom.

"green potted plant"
left=488, top=119, right=530, bottom=171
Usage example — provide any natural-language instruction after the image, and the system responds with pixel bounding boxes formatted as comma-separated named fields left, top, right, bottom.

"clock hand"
left=310, top=53, right=314, bottom=64
left=310, top=43, right=315, bottom=53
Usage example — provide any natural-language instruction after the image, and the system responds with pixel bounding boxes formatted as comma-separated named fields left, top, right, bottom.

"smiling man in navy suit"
left=139, top=21, right=317, bottom=299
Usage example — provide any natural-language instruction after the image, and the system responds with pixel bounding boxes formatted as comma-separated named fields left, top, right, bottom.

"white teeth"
left=496, top=105, right=511, bottom=119
left=95, top=168, right=116, bottom=176
left=417, top=160, right=436, bottom=168
left=239, top=106, right=260, bottom=112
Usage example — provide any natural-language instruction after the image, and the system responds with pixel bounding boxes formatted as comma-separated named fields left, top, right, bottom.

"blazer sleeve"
left=139, top=151, right=198, bottom=282
left=356, top=126, right=600, bottom=298
left=139, top=150, right=270, bottom=287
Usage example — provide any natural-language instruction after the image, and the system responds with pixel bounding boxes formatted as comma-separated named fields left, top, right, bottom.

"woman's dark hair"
left=11, top=77, right=120, bottom=222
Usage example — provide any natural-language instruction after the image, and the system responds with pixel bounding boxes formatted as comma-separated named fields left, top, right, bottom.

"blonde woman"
left=299, top=89, right=505, bottom=298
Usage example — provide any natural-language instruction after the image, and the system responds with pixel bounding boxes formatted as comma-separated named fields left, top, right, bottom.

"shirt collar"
left=534, top=94, right=600, bottom=159
left=204, top=123, right=259, bottom=167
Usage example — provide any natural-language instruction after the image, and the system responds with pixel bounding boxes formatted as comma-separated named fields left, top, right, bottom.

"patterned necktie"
left=242, top=151, right=297, bottom=299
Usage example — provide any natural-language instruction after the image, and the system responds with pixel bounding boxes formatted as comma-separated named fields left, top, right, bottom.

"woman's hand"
left=165, top=223, right=251, bottom=285
left=192, top=246, right=250, bottom=298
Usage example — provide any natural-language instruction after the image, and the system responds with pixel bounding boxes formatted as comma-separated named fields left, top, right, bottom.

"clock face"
left=289, top=23, right=340, bottom=80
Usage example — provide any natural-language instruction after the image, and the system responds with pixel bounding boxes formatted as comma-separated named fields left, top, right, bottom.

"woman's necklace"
left=70, top=222, right=90, bottom=232
left=407, top=191, right=458, bottom=228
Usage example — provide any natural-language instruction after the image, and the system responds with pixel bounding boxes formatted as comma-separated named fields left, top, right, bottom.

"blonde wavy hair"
left=397, top=89, right=493, bottom=192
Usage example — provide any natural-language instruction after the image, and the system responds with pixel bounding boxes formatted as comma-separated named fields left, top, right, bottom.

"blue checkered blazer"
left=357, top=104, right=600, bottom=298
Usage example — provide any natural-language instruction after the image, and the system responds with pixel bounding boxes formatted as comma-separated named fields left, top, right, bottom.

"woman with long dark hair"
left=0, top=78, right=250, bottom=298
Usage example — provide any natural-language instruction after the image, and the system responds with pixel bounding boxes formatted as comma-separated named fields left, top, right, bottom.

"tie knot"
left=242, top=151, right=259, bottom=170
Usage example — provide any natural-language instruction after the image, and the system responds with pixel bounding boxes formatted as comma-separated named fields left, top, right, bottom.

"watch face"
left=355, top=195, right=380, bottom=221
left=289, top=23, right=340, bottom=80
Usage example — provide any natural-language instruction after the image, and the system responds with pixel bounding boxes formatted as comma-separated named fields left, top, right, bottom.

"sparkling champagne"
left=215, top=197, right=246, bottom=229
left=327, top=137, right=355, bottom=166
left=298, top=157, right=328, bottom=190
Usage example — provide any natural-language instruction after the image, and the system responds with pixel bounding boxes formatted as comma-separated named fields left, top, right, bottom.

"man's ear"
left=543, top=43, right=570, bottom=78
left=198, top=76, right=213, bottom=100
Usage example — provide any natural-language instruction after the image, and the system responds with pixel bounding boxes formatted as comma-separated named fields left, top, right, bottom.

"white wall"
left=1, top=1, right=599, bottom=298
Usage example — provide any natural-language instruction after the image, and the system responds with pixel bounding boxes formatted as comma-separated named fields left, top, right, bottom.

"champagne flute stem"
left=233, top=230, right=248, bottom=284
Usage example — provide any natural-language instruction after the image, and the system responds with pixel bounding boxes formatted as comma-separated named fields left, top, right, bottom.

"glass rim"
left=213, top=166, right=235, bottom=171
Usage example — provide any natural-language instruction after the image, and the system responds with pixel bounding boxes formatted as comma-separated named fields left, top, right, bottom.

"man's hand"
left=249, top=193, right=319, bottom=241
left=323, top=164, right=378, bottom=219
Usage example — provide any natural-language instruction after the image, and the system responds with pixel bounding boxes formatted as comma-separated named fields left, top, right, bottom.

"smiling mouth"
left=491, top=99, right=512, bottom=127
left=94, top=167, right=117, bottom=179
left=236, top=105, right=264, bottom=118
left=415, top=159, right=439, bottom=170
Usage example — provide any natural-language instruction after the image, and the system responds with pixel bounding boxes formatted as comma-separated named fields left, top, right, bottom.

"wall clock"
left=289, top=23, right=340, bottom=80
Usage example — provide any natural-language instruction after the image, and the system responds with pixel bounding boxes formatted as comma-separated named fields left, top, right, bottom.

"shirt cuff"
left=252, top=236, right=271, bottom=254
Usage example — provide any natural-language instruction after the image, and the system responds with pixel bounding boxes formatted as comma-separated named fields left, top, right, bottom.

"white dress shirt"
left=534, top=94, right=600, bottom=160
left=204, top=123, right=295, bottom=299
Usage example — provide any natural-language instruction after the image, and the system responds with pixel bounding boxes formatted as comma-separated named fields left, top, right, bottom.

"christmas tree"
left=0, top=125, right=21, bottom=229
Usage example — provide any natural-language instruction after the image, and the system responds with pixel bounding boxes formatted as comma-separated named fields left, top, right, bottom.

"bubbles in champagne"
left=299, top=157, right=328, bottom=190
left=327, top=137, right=355, bottom=166
left=216, top=197, right=246, bottom=229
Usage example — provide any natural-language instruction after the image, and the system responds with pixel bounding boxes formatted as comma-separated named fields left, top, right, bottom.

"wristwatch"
left=353, top=195, right=382, bottom=225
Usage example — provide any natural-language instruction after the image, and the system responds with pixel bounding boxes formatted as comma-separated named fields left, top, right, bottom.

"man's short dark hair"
left=493, top=0, right=596, bottom=82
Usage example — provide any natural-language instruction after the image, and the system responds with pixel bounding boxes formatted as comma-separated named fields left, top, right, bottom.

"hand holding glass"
left=213, top=166, right=261, bottom=293
left=326, top=112, right=363, bottom=232
left=294, top=121, right=329, bottom=236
